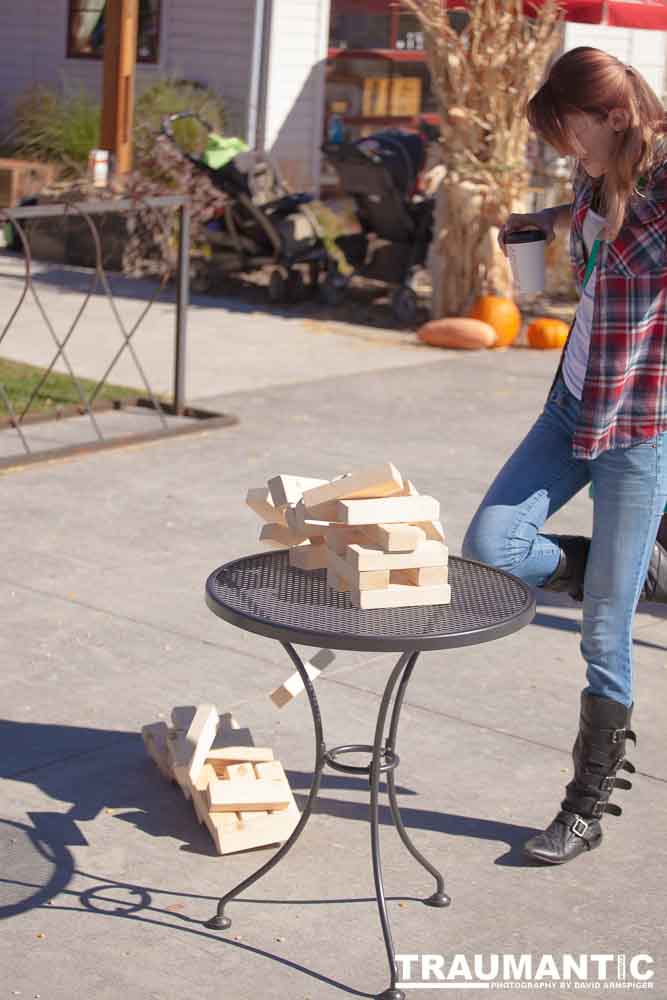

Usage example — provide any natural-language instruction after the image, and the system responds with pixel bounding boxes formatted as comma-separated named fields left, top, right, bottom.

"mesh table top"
left=205, top=550, right=535, bottom=652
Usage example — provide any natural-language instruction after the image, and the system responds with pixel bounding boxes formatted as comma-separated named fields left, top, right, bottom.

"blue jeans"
left=461, top=371, right=667, bottom=707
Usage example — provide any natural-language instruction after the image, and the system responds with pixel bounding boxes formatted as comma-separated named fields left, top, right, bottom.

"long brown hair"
left=526, top=46, right=667, bottom=240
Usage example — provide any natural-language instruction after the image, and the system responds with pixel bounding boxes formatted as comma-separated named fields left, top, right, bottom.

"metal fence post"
left=174, top=200, right=190, bottom=416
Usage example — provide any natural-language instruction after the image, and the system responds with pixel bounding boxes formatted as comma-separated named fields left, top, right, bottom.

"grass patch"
left=0, top=356, right=146, bottom=417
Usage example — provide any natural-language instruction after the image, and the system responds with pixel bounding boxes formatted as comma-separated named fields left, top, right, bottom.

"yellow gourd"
left=417, top=317, right=497, bottom=350
left=468, top=295, right=521, bottom=348
left=527, top=317, right=570, bottom=350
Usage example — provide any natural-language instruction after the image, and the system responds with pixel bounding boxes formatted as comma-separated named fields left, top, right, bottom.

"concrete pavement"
left=1, top=260, right=665, bottom=1000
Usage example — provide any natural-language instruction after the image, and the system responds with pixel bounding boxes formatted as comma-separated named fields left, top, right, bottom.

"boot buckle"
left=600, top=776, right=615, bottom=792
left=571, top=815, right=589, bottom=838
left=591, top=801, right=605, bottom=818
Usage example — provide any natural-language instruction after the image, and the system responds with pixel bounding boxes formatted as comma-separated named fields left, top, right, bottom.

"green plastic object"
left=200, top=132, right=249, bottom=171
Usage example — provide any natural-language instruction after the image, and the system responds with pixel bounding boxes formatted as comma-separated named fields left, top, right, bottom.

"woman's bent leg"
left=461, top=386, right=590, bottom=587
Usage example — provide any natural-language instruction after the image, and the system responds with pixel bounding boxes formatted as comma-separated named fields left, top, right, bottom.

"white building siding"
left=262, top=0, right=330, bottom=192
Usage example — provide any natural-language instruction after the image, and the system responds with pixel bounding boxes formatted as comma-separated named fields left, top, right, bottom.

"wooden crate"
left=0, top=158, right=56, bottom=208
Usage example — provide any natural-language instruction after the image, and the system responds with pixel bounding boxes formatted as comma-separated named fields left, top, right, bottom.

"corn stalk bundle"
left=404, top=0, right=565, bottom=316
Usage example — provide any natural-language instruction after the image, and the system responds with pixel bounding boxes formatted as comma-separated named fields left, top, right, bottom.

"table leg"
left=385, top=652, right=451, bottom=909
left=204, top=640, right=326, bottom=931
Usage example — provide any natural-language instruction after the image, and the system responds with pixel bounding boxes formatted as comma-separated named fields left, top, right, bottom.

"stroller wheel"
left=286, top=268, right=305, bottom=303
left=391, top=286, right=419, bottom=327
left=268, top=268, right=287, bottom=304
left=320, top=268, right=348, bottom=308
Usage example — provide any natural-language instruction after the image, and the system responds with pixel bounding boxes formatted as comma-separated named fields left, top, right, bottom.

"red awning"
left=332, top=0, right=667, bottom=28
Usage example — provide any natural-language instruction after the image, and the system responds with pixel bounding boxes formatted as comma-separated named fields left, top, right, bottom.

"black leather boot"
left=523, top=692, right=636, bottom=864
left=541, top=521, right=667, bottom=603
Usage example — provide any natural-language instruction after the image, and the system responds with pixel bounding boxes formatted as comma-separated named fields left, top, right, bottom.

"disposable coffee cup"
left=504, top=228, right=546, bottom=295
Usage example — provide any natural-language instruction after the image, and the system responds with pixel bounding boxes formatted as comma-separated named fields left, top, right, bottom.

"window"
left=329, top=10, right=392, bottom=51
left=67, top=1, right=161, bottom=63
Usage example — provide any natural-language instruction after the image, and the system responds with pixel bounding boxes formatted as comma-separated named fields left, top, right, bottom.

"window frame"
left=66, top=0, right=162, bottom=65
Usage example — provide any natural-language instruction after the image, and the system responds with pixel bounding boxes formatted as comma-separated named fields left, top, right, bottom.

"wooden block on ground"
left=184, top=704, right=220, bottom=785
left=328, top=546, right=391, bottom=590
left=268, top=475, right=328, bottom=508
left=350, top=582, right=452, bottom=610
left=205, top=760, right=300, bottom=855
left=391, top=565, right=449, bottom=586
left=206, top=746, right=274, bottom=767
left=207, top=777, right=290, bottom=812
left=141, top=722, right=173, bottom=780
left=190, top=763, right=221, bottom=825
left=346, top=539, right=448, bottom=572
left=399, top=480, right=419, bottom=496
left=214, top=714, right=255, bottom=749
left=289, top=541, right=328, bottom=570
left=246, top=487, right=287, bottom=526
left=166, top=732, right=193, bottom=799
left=334, top=495, right=440, bottom=526
left=301, top=462, right=404, bottom=507
left=363, top=522, right=426, bottom=553
left=260, top=522, right=309, bottom=548
left=171, top=706, right=197, bottom=731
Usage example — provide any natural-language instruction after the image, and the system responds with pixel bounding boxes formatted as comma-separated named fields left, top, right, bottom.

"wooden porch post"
left=100, top=0, right=138, bottom=175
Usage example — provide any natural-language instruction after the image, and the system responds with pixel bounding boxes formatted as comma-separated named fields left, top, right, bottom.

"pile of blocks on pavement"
left=142, top=705, right=300, bottom=856
left=247, top=461, right=451, bottom=609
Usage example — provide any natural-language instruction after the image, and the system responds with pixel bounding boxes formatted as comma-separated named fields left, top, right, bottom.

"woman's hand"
left=498, top=208, right=556, bottom=257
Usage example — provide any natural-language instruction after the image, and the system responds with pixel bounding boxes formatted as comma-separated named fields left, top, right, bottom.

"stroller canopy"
left=355, top=130, right=427, bottom=199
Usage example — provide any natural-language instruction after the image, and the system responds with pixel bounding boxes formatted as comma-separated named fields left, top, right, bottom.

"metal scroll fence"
left=0, top=194, right=233, bottom=465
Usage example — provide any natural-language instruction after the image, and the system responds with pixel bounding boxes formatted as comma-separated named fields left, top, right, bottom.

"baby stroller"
left=321, top=126, right=437, bottom=325
left=161, top=112, right=329, bottom=302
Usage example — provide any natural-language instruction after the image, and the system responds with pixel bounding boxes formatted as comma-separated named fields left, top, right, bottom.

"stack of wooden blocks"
left=142, top=704, right=300, bottom=855
left=247, top=462, right=450, bottom=609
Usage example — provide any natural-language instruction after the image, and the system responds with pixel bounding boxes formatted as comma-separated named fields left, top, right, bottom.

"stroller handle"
left=160, top=111, right=214, bottom=141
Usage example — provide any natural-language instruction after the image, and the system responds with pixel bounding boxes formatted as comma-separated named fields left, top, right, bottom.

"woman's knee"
left=461, top=511, right=514, bottom=569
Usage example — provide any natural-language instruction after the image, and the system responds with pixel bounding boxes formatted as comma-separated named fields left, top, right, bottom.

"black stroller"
left=321, top=127, right=436, bottom=325
left=161, top=112, right=329, bottom=302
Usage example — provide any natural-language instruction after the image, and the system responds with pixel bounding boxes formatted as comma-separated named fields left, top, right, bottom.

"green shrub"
left=133, top=78, right=226, bottom=167
left=9, top=84, right=100, bottom=175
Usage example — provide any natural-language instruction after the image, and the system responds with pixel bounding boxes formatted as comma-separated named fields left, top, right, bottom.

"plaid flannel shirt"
left=547, top=147, right=667, bottom=460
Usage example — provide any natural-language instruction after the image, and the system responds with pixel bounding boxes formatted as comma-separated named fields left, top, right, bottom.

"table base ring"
left=324, top=743, right=400, bottom=775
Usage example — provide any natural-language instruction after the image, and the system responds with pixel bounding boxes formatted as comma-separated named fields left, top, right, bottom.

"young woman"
left=461, top=47, right=667, bottom=865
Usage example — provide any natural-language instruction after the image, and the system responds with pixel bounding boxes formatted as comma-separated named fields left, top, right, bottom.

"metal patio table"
left=204, top=549, right=535, bottom=1000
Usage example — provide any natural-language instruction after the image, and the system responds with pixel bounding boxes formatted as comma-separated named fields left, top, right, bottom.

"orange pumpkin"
left=527, top=317, right=570, bottom=350
left=468, top=295, right=521, bottom=348
left=417, top=317, right=497, bottom=350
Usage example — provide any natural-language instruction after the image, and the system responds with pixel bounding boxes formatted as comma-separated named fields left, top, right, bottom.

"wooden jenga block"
left=269, top=648, right=335, bottom=708
left=166, top=730, right=193, bottom=799
left=141, top=722, right=173, bottom=780
left=346, top=539, right=448, bottom=572
left=323, top=524, right=369, bottom=554
left=363, top=523, right=426, bottom=553
left=399, top=480, right=419, bottom=496
left=205, top=760, right=300, bottom=855
left=328, top=546, right=391, bottom=590
left=190, top=762, right=222, bottom=825
left=260, top=522, right=309, bottom=548
left=246, top=487, right=287, bottom=526
left=391, top=565, right=449, bottom=586
left=350, top=582, right=452, bottom=610
left=284, top=500, right=329, bottom=539
left=207, top=774, right=290, bottom=812
left=416, top=520, right=446, bottom=542
left=333, top=495, right=440, bottom=526
left=215, top=714, right=254, bottom=748
left=183, top=704, right=220, bottom=785
left=268, top=475, right=328, bottom=508
left=289, top=541, right=328, bottom=570
left=327, top=570, right=351, bottom=593
left=206, top=746, right=274, bottom=769
left=171, top=706, right=197, bottom=731
left=301, top=462, right=404, bottom=507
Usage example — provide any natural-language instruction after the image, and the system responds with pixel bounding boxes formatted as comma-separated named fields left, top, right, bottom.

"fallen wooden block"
left=183, top=704, right=220, bottom=786
left=391, top=565, right=449, bottom=586
left=346, top=539, right=448, bottom=572
left=206, top=746, right=274, bottom=768
left=208, top=776, right=290, bottom=812
left=269, top=648, right=335, bottom=708
left=141, top=722, right=173, bottom=780
left=327, top=570, right=351, bottom=594
left=416, top=520, right=446, bottom=542
left=284, top=500, right=329, bottom=539
left=363, top=522, right=426, bottom=553
left=268, top=475, right=328, bottom=508
left=246, top=486, right=288, bottom=526
left=334, top=495, right=440, bottom=526
left=301, top=462, right=404, bottom=508
left=170, top=706, right=197, bottom=731
left=190, top=763, right=222, bottom=825
left=288, top=541, right=328, bottom=570
left=204, top=760, right=300, bottom=854
left=351, top=582, right=452, bottom=610
left=399, top=480, right=419, bottom=496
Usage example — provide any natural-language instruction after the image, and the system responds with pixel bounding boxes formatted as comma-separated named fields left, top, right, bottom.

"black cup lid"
left=504, top=228, right=546, bottom=245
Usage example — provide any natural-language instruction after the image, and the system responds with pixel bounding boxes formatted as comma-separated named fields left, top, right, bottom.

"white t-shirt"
left=562, top=207, right=607, bottom=401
